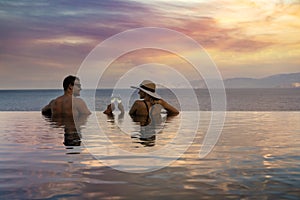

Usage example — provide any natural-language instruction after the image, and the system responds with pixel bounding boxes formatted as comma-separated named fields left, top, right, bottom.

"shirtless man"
left=129, top=80, right=179, bottom=117
left=42, top=75, right=91, bottom=118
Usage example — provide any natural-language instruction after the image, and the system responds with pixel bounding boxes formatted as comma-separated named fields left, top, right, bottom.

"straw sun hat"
left=131, top=80, right=161, bottom=99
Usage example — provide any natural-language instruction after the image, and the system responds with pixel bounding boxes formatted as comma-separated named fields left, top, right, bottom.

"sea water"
left=0, top=88, right=299, bottom=111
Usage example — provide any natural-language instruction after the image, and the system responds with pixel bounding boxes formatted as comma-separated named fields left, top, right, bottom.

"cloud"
left=0, top=0, right=300, bottom=88
left=0, top=0, right=163, bottom=88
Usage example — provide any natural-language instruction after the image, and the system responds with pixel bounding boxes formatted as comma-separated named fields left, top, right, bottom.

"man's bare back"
left=42, top=75, right=91, bottom=118
left=51, top=95, right=76, bottom=117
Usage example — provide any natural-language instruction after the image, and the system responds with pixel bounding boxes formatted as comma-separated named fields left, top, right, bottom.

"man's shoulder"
left=53, top=95, right=66, bottom=101
left=73, top=97, right=88, bottom=107
left=73, top=97, right=91, bottom=114
left=73, top=97, right=85, bottom=103
left=50, top=96, right=64, bottom=105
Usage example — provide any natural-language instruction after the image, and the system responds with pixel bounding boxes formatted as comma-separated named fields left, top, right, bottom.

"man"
left=129, top=80, right=179, bottom=117
left=42, top=75, right=91, bottom=118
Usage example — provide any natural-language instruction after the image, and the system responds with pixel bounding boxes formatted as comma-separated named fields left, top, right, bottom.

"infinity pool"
left=0, top=112, right=299, bottom=199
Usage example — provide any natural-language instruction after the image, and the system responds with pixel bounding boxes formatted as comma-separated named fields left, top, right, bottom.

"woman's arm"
left=153, top=99, right=179, bottom=116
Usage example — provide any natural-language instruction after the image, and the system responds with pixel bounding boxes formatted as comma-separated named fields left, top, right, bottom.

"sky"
left=0, top=0, right=300, bottom=89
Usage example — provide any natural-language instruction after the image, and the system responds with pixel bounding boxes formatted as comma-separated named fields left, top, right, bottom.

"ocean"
left=0, top=88, right=299, bottom=199
left=0, top=88, right=299, bottom=111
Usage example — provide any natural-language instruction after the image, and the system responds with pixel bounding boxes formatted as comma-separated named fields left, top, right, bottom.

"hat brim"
left=131, top=86, right=161, bottom=99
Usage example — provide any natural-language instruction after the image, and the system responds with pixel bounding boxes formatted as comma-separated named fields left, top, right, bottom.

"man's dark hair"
left=63, top=75, right=79, bottom=91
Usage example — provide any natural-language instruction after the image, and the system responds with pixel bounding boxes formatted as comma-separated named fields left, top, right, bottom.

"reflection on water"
left=0, top=112, right=299, bottom=199
left=94, top=110, right=181, bottom=156
left=43, top=114, right=89, bottom=147
left=130, top=105, right=168, bottom=147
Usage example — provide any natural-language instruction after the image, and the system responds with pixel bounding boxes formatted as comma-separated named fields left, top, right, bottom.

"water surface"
left=0, top=111, right=299, bottom=199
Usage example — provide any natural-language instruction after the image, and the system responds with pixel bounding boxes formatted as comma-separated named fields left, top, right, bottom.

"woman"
left=129, top=80, right=179, bottom=117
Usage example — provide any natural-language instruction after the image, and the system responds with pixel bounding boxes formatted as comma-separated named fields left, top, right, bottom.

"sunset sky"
left=1, top=0, right=299, bottom=89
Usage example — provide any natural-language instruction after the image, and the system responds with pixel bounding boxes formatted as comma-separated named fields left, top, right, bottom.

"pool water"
left=0, top=111, right=299, bottom=199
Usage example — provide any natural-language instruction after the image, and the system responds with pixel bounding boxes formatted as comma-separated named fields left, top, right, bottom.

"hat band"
left=140, top=85, right=155, bottom=93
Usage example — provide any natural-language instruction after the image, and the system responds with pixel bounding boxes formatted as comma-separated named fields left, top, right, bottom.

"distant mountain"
left=189, top=72, right=300, bottom=88
left=224, top=72, right=300, bottom=88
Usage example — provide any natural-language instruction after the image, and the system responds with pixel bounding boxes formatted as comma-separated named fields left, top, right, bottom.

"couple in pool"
left=42, top=75, right=179, bottom=120
left=42, top=75, right=179, bottom=144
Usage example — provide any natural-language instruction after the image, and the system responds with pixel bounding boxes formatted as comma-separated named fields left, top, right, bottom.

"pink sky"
left=0, top=0, right=299, bottom=89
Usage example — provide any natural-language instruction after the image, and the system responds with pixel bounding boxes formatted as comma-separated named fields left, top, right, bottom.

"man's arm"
left=41, top=99, right=55, bottom=115
left=75, top=98, right=91, bottom=115
left=103, top=103, right=117, bottom=116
